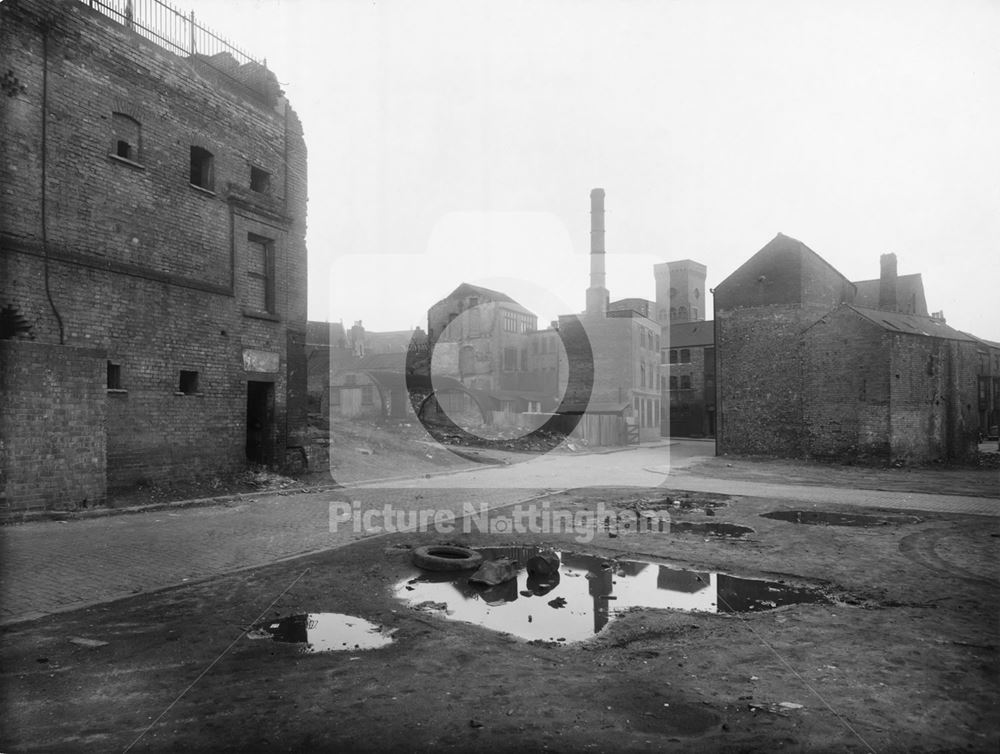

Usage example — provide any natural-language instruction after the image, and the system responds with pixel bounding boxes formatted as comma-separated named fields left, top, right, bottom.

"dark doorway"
left=246, top=381, right=274, bottom=465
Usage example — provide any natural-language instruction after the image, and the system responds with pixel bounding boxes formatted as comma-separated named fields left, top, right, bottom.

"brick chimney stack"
left=586, top=188, right=609, bottom=316
left=879, top=253, right=898, bottom=312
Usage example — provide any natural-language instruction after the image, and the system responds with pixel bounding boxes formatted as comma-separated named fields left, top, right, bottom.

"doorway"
left=246, top=381, right=275, bottom=465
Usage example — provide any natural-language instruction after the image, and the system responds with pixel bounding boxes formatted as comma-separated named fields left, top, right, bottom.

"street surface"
left=1, top=440, right=995, bottom=625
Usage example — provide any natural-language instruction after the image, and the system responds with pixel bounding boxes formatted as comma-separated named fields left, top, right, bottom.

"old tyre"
left=411, top=545, right=484, bottom=572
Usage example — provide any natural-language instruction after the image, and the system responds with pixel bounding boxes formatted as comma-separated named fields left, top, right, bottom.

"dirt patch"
left=1, top=486, right=996, bottom=752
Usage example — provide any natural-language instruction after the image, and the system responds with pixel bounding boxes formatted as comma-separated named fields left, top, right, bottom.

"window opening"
left=190, top=146, right=214, bottom=190
left=247, top=234, right=275, bottom=313
left=111, top=113, right=141, bottom=162
left=107, top=361, right=122, bottom=390
left=179, top=370, right=199, bottom=394
left=250, top=166, right=271, bottom=193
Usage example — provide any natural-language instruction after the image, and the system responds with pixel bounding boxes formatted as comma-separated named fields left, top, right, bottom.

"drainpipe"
left=40, top=20, right=65, bottom=345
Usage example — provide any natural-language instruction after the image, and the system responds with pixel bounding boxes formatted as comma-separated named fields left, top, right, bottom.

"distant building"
left=557, top=189, right=661, bottom=444
left=427, top=283, right=560, bottom=417
left=654, top=260, right=715, bottom=437
left=1, top=0, right=308, bottom=512
left=714, top=233, right=997, bottom=462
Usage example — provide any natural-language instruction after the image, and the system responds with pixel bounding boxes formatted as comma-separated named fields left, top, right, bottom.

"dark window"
left=678, top=306, right=688, bottom=320
left=669, top=376, right=678, bottom=390
left=520, top=349, right=527, bottom=371
left=190, top=146, right=214, bottom=190
left=640, top=363, right=646, bottom=388
left=680, top=375, right=691, bottom=389
left=107, top=361, right=122, bottom=390
left=111, top=113, right=141, bottom=162
left=680, top=349, right=691, bottom=364
left=669, top=349, right=678, bottom=364
left=250, top=166, right=271, bottom=193
left=179, top=370, right=199, bottom=394
left=669, top=307, right=677, bottom=320
left=503, top=347, right=517, bottom=371
left=247, top=234, right=275, bottom=313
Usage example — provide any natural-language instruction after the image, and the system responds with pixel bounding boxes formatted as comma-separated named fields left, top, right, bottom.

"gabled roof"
left=845, top=306, right=976, bottom=342
left=669, top=320, right=714, bottom=348
left=851, top=273, right=928, bottom=316
left=716, top=233, right=854, bottom=295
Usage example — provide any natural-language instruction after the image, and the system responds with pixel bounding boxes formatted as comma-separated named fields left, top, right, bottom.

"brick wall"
left=802, top=309, right=891, bottom=459
left=0, top=341, right=106, bottom=512
left=0, top=0, right=309, bottom=502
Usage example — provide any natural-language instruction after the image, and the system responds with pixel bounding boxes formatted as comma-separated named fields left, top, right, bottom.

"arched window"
left=111, top=112, right=141, bottom=162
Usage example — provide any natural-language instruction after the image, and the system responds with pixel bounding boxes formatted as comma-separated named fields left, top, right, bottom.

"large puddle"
left=761, top=510, right=921, bottom=527
left=247, top=613, right=394, bottom=652
left=394, top=546, right=826, bottom=643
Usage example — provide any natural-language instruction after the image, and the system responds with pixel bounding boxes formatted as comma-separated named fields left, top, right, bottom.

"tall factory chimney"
left=878, top=253, right=898, bottom=312
left=586, top=188, right=609, bottom=316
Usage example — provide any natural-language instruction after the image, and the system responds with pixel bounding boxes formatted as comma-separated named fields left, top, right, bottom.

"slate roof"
left=846, top=306, right=977, bottom=342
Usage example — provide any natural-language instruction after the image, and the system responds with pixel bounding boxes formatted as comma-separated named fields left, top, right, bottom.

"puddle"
left=670, top=522, right=753, bottom=538
left=394, top=546, right=826, bottom=643
left=248, top=613, right=394, bottom=652
left=761, top=510, right=921, bottom=527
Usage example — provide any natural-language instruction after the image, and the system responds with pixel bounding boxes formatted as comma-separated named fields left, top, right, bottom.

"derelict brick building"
left=0, top=0, right=309, bottom=513
left=714, top=234, right=997, bottom=462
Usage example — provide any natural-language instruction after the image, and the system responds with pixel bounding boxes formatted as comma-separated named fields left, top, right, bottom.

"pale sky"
left=192, top=0, right=999, bottom=340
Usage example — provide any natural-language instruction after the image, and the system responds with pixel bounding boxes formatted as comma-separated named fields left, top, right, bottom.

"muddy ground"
left=1, top=482, right=997, bottom=753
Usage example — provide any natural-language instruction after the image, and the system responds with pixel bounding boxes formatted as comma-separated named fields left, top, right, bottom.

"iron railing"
left=82, top=0, right=264, bottom=71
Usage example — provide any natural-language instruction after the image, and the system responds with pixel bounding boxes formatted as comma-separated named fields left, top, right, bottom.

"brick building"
left=427, top=283, right=561, bottom=417
left=0, top=0, right=309, bottom=512
left=654, top=260, right=715, bottom=438
left=714, top=233, right=995, bottom=462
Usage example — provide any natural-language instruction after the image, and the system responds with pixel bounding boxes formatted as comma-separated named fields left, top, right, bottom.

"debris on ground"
left=526, top=549, right=560, bottom=579
left=468, top=558, right=519, bottom=586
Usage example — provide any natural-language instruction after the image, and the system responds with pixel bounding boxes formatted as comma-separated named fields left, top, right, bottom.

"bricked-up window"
left=111, top=113, right=141, bottom=162
left=250, top=166, right=271, bottom=193
left=247, top=234, right=276, bottom=313
left=179, top=370, right=199, bottom=394
left=107, top=361, right=122, bottom=390
left=190, top=146, right=214, bottom=190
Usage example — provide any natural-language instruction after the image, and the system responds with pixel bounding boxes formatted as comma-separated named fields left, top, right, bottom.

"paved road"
left=1, top=441, right=994, bottom=626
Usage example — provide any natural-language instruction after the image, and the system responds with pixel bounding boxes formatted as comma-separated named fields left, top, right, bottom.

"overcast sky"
left=193, top=0, right=999, bottom=340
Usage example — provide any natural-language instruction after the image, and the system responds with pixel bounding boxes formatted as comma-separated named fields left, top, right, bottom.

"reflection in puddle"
left=670, top=522, right=753, bottom=537
left=248, top=613, right=394, bottom=652
left=761, top=510, right=921, bottom=527
left=395, top=547, right=826, bottom=643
